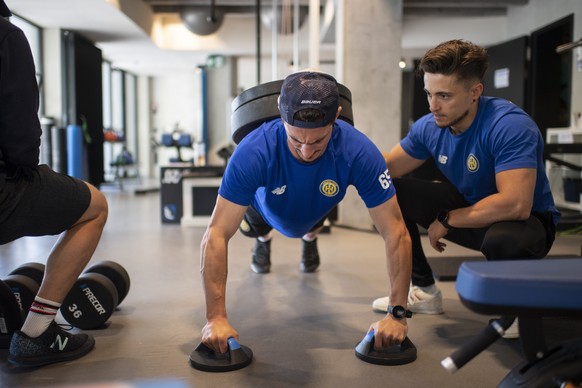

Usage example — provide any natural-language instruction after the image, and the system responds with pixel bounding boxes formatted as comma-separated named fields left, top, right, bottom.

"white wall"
left=402, top=15, right=508, bottom=61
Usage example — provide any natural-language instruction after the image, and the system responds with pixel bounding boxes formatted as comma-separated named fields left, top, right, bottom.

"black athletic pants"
left=393, top=177, right=556, bottom=287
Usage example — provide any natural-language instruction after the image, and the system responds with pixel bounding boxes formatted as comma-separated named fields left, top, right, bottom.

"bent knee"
left=86, top=184, right=109, bottom=224
left=481, top=226, right=545, bottom=260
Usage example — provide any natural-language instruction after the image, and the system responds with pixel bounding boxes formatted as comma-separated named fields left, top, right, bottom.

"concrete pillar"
left=337, top=0, right=403, bottom=229
left=42, top=28, right=64, bottom=126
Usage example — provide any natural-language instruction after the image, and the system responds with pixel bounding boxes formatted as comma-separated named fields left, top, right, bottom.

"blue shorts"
left=0, top=165, right=91, bottom=245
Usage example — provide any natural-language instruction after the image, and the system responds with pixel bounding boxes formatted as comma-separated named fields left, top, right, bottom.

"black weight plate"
left=3, top=273, right=40, bottom=313
left=232, top=80, right=353, bottom=108
left=232, top=79, right=283, bottom=109
left=355, top=334, right=417, bottom=366
left=231, top=80, right=354, bottom=144
left=9, top=262, right=45, bottom=286
left=85, top=261, right=130, bottom=305
left=61, top=273, right=118, bottom=330
left=231, top=94, right=280, bottom=144
left=189, top=340, right=253, bottom=372
left=0, top=279, right=24, bottom=349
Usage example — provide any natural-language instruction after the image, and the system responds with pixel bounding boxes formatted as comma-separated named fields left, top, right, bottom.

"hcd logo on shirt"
left=466, top=153, right=479, bottom=172
left=319, top=179, right=339, bottom=197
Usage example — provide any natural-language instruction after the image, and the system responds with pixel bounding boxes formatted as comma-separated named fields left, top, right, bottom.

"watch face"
left=392, top=305, right=406, bottom=318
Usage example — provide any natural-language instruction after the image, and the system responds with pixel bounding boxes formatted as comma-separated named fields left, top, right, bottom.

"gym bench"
left=442, top=258, right=582, bottom=387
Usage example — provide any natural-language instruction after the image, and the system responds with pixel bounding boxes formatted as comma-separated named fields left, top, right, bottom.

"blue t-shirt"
left=400, top=96, right=559, bottom=225
left=219, top=119, right=395, bottom=237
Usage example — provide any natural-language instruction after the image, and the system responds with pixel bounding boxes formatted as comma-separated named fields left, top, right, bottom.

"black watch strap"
left=388, top=305, right=413, bottom=319
left=437, top=210, right=452, bottom=229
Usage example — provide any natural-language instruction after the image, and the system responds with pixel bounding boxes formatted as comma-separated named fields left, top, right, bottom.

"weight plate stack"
left=231, top=79, right=354, bottom=144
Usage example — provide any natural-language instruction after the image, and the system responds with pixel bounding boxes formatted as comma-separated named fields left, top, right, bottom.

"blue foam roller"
left=66, top=124, right=84, bottom=179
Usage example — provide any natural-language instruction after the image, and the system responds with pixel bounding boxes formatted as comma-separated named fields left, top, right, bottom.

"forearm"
left=447, top=193, right=531, bottom=229
left=384, top=226, right=412, bottom=308
left=200, top=231, right=229, bottom=321
left=445, top=168, right=536, bottom=229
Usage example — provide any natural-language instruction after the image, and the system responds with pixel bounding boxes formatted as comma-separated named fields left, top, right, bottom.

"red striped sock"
left=20, top=297, right=60, bottom=338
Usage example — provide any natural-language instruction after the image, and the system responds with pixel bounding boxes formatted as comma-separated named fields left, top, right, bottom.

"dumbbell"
left=0, top=262, right=45, bottom=349
left=61, top=260, right=130, bottom=330
left=3, top=262, right=45, bottom=313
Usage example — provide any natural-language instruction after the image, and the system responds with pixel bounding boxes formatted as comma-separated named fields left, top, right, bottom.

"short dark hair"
left=293, top=108, right=326, bottom=123
left=417, top=39, right=489, bottom=84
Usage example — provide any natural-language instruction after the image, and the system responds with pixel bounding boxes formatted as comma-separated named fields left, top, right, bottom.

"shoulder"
left=236, top=119, right=283, bottom=151
left=405, top=112, right=438, bottom=145
left=478, top=97, right=541, bottom=150
left=0, top=18, right=23, bottom=42
left=480, top=97, right=531, bottom=123
left=332, top=120, right=374, bottom=146
left=409, top=112, right=437, bottom=134
left=480, top=97, right=539, bottom=134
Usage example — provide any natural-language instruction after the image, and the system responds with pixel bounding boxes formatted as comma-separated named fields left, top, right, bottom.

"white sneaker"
left=372, top=285, right=444, bottom=314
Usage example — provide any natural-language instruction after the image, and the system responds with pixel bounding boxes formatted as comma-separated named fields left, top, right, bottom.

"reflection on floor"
left=1, top=187, right=581, bottom=387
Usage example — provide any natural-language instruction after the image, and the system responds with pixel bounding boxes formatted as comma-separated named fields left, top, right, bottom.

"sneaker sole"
left=8, top=336, right=95, bottom=368
left=250, top=264, right=270, bottom=274
left=300, top=264, right=319, bottom=273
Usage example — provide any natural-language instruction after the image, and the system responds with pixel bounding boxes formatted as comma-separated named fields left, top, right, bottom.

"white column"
left=338, top=0, right=403, bottom=229
left=309, top=0, right=320, bottom=70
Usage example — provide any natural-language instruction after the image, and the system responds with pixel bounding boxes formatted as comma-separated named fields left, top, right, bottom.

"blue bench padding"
left=456, top=258, right=582, bottom=311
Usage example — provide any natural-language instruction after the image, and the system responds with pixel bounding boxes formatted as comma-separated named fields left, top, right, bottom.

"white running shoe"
left=372, top=285, right=444, bottom=314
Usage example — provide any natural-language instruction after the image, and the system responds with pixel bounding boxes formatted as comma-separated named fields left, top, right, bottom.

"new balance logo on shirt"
left=272, top=185, right=287, bottom=195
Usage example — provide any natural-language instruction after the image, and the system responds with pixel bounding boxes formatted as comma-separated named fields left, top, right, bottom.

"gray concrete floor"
left=1, top=186, right=581, bottom=388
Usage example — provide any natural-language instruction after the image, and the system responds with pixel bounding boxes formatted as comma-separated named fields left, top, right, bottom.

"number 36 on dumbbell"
left=61, top=260, right=130, bottom=330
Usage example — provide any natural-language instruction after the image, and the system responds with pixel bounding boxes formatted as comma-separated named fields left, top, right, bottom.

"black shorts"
left=239, top=205, right=328, bottom=238
left=0, top=164, right=91, bottom=245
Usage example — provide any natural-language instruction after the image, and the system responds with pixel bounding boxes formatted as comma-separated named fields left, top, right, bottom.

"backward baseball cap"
left=278, top=71, right=339, bottom=129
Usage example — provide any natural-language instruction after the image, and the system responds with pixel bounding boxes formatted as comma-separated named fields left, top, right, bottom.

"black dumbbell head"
left=61, top=273, right=119, bottom=330
left=85, top=261, right=130, bottom=305
left=3, top=273, right=40, bottom=313
left=9, top=262, right=45, bottom=286
left=0, top=279, right=24, bottom=349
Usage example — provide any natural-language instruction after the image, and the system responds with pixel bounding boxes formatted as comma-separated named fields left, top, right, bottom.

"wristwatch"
left=437, top=210, right=452, bottom=229
left=388, top=305, right=413, bottom=319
